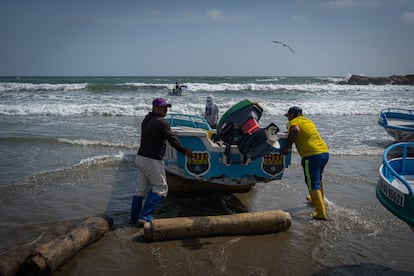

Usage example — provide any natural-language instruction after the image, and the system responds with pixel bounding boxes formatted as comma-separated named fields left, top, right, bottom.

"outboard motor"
left=212, top=100, right=280, bottom=164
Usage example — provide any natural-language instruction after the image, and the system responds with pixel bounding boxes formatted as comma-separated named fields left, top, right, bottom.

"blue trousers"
left=301, top=152, right=329, bottom=191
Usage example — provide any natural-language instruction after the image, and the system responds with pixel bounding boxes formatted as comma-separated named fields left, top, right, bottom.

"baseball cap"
left=284, top=106, right=302, bottom=117
left=152, top=97, right=171, bottom=107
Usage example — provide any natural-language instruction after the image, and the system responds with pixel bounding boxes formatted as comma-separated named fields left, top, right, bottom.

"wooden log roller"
left=144, top=210, right=291, bottom=241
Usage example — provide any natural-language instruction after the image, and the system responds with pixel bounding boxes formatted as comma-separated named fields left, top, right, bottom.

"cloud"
left=327, top=0, right=358, bottom=8
left=401, top=11, right=414, bottom=24
left=324, top=0, right=388, bottom=8
left=291, top=15, right=307, bottom=22
left=206, top=9, right=225, bottom=21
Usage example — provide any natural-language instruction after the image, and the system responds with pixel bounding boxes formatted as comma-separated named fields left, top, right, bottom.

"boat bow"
left=377, top=142, right=414, bottom=228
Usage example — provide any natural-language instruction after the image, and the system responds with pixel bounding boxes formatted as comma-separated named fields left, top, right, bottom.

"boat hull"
left=164, top=112, right=291, bottom=187
left=376, top=142, right=414, bottom=228
left=383, top=128, right=414, bottom=142
left=165, top=128, right=289, bottom=186
left=378, top=108, right=414, bottom=142
left=166, top=173, right=254, bottom=193
left=377, top=171, right=414, bottom=227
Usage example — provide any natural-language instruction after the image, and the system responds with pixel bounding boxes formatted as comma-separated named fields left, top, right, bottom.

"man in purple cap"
left=129, top=97, right=192, bottom=226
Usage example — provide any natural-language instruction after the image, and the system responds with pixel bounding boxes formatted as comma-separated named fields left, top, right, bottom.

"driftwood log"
left=19, top=216, right=113, bottom=276
left=144, top=210, right=291, bottom=241
left=0, top=215, right=113, bottom=276
left=0, top=220, right=80, bottom=276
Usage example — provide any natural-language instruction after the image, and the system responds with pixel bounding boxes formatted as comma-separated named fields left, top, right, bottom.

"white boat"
left=378, top=108, right=414, bottom=142
left=164, top=100, right=292, bottom=188
left=169, top=85, right=187, bottom=96
left=376, top=142, right=414, bottom=230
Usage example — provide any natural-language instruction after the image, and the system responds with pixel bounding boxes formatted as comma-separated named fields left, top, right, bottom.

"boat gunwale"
left=166, top=113, right=212, bottom=130
left=380, top=142, right=414, bottom=195
left=379, top=108, right=414, bottom=130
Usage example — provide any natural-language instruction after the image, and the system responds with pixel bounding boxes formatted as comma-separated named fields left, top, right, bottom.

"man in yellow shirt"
left=281, top=106, right=329, bottom=220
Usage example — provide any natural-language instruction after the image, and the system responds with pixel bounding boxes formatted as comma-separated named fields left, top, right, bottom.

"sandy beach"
left=1, top=76, right=413, bottom=275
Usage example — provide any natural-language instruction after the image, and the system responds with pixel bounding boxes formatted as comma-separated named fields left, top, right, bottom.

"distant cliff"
left=337, top=74, right=414, bottom=85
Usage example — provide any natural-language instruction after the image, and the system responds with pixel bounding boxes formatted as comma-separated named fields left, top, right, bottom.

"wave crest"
left=0, top=82, right=87, bottom=92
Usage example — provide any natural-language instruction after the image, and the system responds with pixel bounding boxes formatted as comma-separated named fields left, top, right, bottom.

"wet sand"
left=47, top=156, right=414, bottom=276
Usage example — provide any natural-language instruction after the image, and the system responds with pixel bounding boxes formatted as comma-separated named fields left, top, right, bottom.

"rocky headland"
left=337, top=74, right=414, bottom=85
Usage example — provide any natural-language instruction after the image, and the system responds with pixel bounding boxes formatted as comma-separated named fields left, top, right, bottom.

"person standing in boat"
left=204, top=95, right=219, bottom=129
left=281, top=106, right=329, bottom=220
left=130, top=97, right=192, bottom=226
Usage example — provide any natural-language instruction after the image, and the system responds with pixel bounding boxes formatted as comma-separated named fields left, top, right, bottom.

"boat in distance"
left=164, top=100, right=292, bottom=187
left=169, top=85, right=187, bottom=96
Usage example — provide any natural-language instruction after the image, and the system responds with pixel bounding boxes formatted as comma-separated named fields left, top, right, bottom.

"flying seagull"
left=272, top=40, right=295, bottom=53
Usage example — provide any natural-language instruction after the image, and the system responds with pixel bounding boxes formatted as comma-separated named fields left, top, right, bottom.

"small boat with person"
left=378, top=108, right=414, bottom=142
left=376, top=142, right=414, bottom=230
left=164, top=100, right=292, bottom=188
left=169, top=85, right=187, bottom=96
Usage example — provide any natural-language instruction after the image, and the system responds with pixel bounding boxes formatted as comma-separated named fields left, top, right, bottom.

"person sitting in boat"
left=204, top=95, right=219, bottom=129
left=281, top=106, right=329, bottom=220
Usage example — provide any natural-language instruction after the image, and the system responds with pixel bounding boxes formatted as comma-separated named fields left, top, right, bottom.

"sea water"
left=1, top=76, right=414, bottom=275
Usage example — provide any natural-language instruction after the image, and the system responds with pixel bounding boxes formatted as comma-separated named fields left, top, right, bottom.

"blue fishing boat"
left=376, top=142, right=414, bottom=230
left=378, top=108, right=414, bottom=142
left=164, top=100, right=292, bottom=187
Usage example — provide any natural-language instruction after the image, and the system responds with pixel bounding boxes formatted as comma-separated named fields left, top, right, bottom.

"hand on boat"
left=281, top=147, right=290, bottom=155
left=184, top=148, right=193, bottom=157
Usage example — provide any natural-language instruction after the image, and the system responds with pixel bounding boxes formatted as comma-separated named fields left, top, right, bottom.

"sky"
left=1, top=0, right=414, bottom=77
